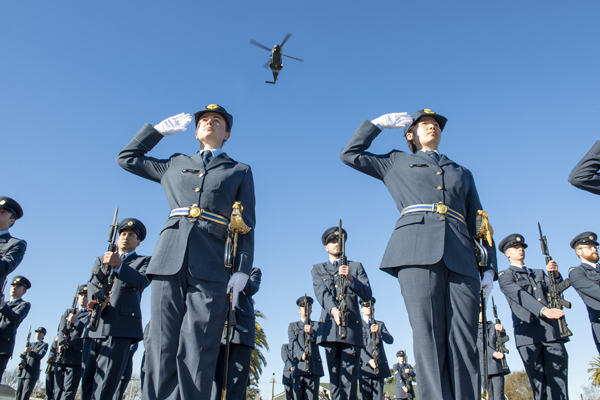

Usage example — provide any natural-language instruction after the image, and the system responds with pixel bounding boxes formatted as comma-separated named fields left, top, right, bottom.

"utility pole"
left=271, top=372, right=275, bottom=400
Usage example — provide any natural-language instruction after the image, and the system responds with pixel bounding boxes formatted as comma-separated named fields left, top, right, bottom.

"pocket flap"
left=395, top=214, right=424, bottom=229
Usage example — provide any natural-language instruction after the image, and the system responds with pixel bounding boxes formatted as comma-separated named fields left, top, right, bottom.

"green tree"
left=588, top=355, right=600, bottom=385
left=249, top=309, right=268, bottom=387
left=504, top=370, right=534, bottom=400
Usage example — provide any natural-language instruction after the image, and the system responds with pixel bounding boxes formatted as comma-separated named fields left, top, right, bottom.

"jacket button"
left=199, top=173, right=204, bottom=177
left=323, top=279, right=326, bottom=281
left=537, top=298, right=541, bottom=302
left=194, top=188, right=200, bottom=192
left=533, top=287, right=537, bottom=290
left=335, top=285, right=338, bottom=288
left=436, top=171, right=442, bottom=175
left=440, top=216, right=445, bottom=221
left=437, top=186, right=443, bottom=190
left=132, top=313, right=135, bottom=316
left=336, top=297, right=339, bottom=300
left=190, top=219, right=196, bottom=222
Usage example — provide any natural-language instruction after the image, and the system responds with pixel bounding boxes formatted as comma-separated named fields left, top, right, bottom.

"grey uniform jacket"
left=392, top=362, right=415, bottom=393
left=288, top=320, right=324, bottom=377
left=311, top=260, right=372, bottom=346
left=223, top=267, right=261, bottom=347
left=340, top=120, right=497, bottom=279
left=477, top=322, right=510, bottom=376
left=569, top=262, right=600, bottom=344
left=498, top=266, right=568, bottom=346
left=359, top=320, right=393, bottom=379
left=0, top=233, right=26, bottom=282
left=116, top=124, right=255, bottom=282
left=0, top=298, right=30, bottom=355
left=18, top=340, right=48, bottom=380
left=87, top=253, right=150, bottom=341
left=568, top=140, right=600, bottom=194
left=281, top=344, right=294, bottom=384
left=56, top=308, right=90, bottom=365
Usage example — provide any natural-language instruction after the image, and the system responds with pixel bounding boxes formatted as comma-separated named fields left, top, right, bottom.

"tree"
left=249, top=309, right=268, bottom=387
left=0, top=367, right=19, bottom=389
left=580, top=383, right=600, bottom=400
left=504, top=370, right=534, bottom=400
left=588, top=355, right=600, bottom=385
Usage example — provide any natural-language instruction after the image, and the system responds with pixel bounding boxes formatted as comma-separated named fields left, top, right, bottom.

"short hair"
left=405, top=126, right=417, bottom=153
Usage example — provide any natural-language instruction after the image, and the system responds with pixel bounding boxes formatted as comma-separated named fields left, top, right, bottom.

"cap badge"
left=127, top=221, right=134, bottom=226
left=516, top=237, right=521, bottom=241
left=16, top=278, right=20, bottom=281
left=334, top=230, right=339, bottom=236
left=207, top=104, right=219, bottom=110
left=424, top=109, right=435, bottom=114
left=590, top=236, right=594, bottom=240
left=0, top=200, right=5, bottom=205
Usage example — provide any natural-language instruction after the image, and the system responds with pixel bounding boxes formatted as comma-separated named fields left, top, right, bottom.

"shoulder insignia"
left=568, top=267, right=576, bottom=273
left=498, top=271, right=505, bottom=277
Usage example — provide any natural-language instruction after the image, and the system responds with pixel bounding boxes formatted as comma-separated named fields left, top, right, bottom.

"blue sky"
left=2, top=0, right=600, bottom=397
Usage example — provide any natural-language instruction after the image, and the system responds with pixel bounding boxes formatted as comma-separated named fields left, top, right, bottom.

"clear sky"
left=2, top=0, right=600, bottom=398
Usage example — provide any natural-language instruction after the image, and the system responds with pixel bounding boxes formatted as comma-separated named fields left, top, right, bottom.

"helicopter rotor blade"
left=263, top=60, right=270, bottom=69
left=250, top=40, right=271, bottom=52
left=280, top=33, right=292, bottom=47
left=282, top=54, right=304, bottom=62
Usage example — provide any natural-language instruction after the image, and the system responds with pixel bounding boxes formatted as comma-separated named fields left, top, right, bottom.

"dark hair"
left=405, top=126, right=417, bottom=153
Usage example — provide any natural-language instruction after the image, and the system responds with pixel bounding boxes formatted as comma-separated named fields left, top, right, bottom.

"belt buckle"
left=189, top=204, right=202, bottom=218
left=434, top=202, right=448, bottom=215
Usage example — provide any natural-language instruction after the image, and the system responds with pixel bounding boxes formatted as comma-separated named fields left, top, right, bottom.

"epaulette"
left=568, top=266, right=577, bottom=273
left=498, top=271, right=505, bottom=277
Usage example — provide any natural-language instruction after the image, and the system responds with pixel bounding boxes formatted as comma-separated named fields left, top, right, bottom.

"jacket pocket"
left=395, top=214, right=424, bottom=230
left=208, top=223, right=228, bottom=241
left=160, top=218, right=179, bottom=234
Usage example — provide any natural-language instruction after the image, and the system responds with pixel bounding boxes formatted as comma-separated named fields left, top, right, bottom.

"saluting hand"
left=371, top=112, right=413, bottom=129
left=338, top=265, right=354, bottom=284
left=154, top=113, right=192, bottom=136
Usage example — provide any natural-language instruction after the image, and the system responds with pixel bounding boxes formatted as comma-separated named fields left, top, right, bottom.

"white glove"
left=227, top=272, right=249, bottom=309
left=480, top=270, right=494, bottom=303
left=154, top=113, right=192, bottom=136
left=371, top=112, right=413, bottom=129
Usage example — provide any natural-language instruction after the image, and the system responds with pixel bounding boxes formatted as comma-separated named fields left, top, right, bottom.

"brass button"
left=440, top=216, right=445, bottom=221
left=199, top=173, right=204, bottom=177
left=109, top=291, right=112, bottom=295
left=436, top=171, right=442, bottom=175
left=334, top=274, right=338, bottom=277
left=335, top=285, right=338, bottom=288
left=533, top=287, right=537, bottom=290
left=437, top=185, right=443, bottom=190
left=132, top=313, right=135, bottom=316
left=194, top=187, right=200, bottom=192
left=323, top=279, right=326, bottom=281
left=537, top=298, right=541, bottom=302
left=336, top=297, right=339, bottom=300
left=189, top=219, right=196, bottom=222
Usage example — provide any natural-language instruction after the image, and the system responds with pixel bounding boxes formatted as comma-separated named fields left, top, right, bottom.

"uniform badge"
left=424, top=109, right=435, bottom=114
left=498, top=271, right=505, bottom=277
left=206, top=104, right=219, bottom=110
left=516, top=237, right=521, bottom=241
left=16, top=277, right=20, bottom=281
left=0, top=200, right=4, bottom=205
left=128, top=221, right=134, bottom=226
left=334, top=230, right=339, bottom=236
left=590, top=235, right=594, bottom=240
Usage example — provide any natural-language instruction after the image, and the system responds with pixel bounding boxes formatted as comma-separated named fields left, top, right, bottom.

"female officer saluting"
left=340, top=109, right=496, bottom=400
left=117, top=105, right=255, bottom=400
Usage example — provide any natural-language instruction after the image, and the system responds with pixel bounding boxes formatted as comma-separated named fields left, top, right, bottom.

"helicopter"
left=250, top=33, right=304, bottom=84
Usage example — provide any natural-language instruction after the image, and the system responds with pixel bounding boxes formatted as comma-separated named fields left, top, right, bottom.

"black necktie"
left=425, top=150, right=440, bottom=163
left=202, top=150, right=212, bottom=167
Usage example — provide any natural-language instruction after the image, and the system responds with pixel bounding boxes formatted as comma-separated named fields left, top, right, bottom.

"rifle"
left=538, top=222, right=573, bottom=338
left=56, top=286, right=80, bottom=364
left=337, top=219, right=348, bottom=339
left=17, top=326, right=32, bottom=371
left=370, top=301, right=380, bottom=375
left=491, top=297, right=510, bottom=370
left=221, top=202, right=251, bottom=400
left=302, top=293, right=311, bottom=371
left=474, top=210, right=493, bottom=399
left=399, top=362, right=414, bottom=400
left=87, top=207, right=119, bottom=332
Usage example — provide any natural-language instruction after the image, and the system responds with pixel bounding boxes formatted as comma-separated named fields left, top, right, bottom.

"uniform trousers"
left=81, top=336, right=132, bottom=400
left=321, top=343, right=360, bottom=400
left=211, top=343, right=253, bottom=400
left=359, top=376, right=384, bottom=400
left=293, top=375, right=320, bottom=400
left=0, top=354, right=10, bottom=382
left=46, top=369, right=55, bottom=400
left=397, top=261, right=480, bottom=400
left=486, top=375, right=505, bottom=400
left=283, top=383, right=293, bottom=400
left=54, top=364, right=82, bottom=400
left=113, top=377, right=131, bottom=400
left=143, top=265, right=228, bottom=400
left=517, top=341, right=568, bottom=400
left=16, top=377, right=37, bottom=400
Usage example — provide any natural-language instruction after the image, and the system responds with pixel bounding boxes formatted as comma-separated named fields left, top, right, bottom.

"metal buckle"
left=189, top=204, right=202, bottom=218
left=434, top=202, right=448, bottom=215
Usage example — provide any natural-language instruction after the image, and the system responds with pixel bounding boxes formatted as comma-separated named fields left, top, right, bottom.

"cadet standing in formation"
left=392, top=350, right=415, bottom=399
left=311, top=227, right=372, bottom=400
left=113, top=342, right=138, bottom=400
left=568, top=231, right=600, bottom=353
left=211, top=267, right=262, bottom=400
left=0, top=197, right=26, bottom=283
left=46, top=338, right=58, bottom=400
left=358, top=298, right=393, bottom=400
left=281, top=343, right=294, bottom=400
left=288, top=295, right=324, bottom=400
left=477, top=315, right=510, bottom=400
left=497, top=234, right=569, bottom=400
left=54, top=284, right=89, bottom=400
left=117, top=105, right=255, bottom=400
left=340, top=109, right=497, bottom=400
left=569, top=140, right=600, bottom=194
left=15, top=327, right=48, bottom=400
left=82, top=218, right=150, bottom=400
left=0, top=275, right=31, bottom=381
